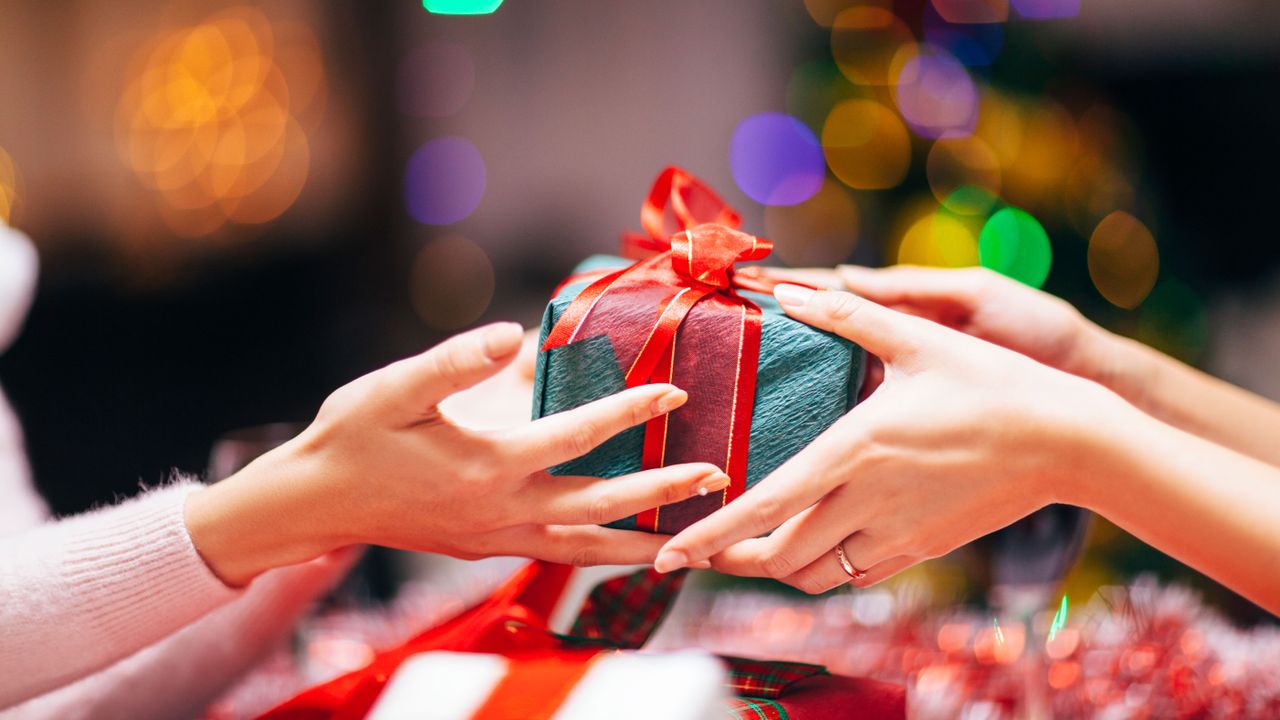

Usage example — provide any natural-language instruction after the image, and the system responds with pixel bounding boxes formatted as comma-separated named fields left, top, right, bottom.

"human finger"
left=773, top=286, right=928, bottom=362
left=704, top=486, right=869, bottom=580
left=837, top=265, right=984, bottom=310
left=506, top=384, right=687, bottom=472
left=522, top=463, right=728, bottom=526
left=782, top=551, right=919, bottom=594
left=496, top=524, right=671, bottom=567
left=389, top=322, right=524, bottom=410
left=653, top=420, right=863, bottom=572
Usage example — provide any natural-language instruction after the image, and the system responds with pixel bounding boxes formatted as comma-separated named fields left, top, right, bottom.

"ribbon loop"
left=542, top=167, right=775, bottom=533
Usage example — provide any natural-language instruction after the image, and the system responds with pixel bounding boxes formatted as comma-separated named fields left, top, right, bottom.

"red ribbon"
left=542, top=167, right=781, bottom=533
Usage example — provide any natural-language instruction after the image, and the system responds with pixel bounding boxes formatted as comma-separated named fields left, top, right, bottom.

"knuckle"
left=587, top=494, right=615, bottom=526
left=565, top=423, right=601, bottom=457
left=761, top=550, right=796, bottom=579
left=795, top=575, right=830, bottom=595
left=569, top=545, right=599, bottom=568
left=750, top=496, right=783, bottom=534
left=824, top=291, right=865, bottom=323
left=661, top=476, right=687, bottom=506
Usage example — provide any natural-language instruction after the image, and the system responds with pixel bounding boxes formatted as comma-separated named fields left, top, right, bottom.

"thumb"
left=773, top=284, right=923, bottom=362
left=390, top=322, right=524, bottom=410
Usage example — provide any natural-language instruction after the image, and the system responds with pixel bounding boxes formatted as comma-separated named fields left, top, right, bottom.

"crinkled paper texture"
left=533, top=256, right=865, bottom=531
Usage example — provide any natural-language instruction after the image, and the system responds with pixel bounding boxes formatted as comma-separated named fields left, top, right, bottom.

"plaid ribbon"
left=567, top=567, right=690, bottom=649
left=724, top=697, right=788, bottom=720
left=563, top=566, right=827, bottom=718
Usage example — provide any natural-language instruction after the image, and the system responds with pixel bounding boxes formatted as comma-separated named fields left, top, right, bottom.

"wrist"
left=185, top=440, right=338, bottom=586
left=1072, top=322, right=1155, bottom=408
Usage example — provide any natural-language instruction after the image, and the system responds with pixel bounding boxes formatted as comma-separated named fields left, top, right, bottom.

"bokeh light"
left=1088, top=211, right=1159, bottom=309
left=931, top=0, right=1009, bottom=24
left=923, top=3, right=1004, bottom=67
left=973, top=89, right=1025, bottom=171
left=893, top=45, right=979, bottom=139
left=942, top=185, right=1000, bottom=216
left=423, top=0, right=504, bottom=15
left=763, top=180, right=859, bottom=267
left=803, top=0, right=892, bottom=27
left=115, top=7, right=324, bottom=236
left=398, top=41, right=476, bottom=118
left=979, top=206, right=1052, bottom=288
left=927, top=137, right=1001, bottom=207
left=898, top=207, right=979, bottom=268
left=0, top=146, right=15, bottom=224
left=822, top=99, right=911, bottom=190
left=729, top=112, right=825, bottom=206
left=404, top=136, right=487, bottom=225
left=830, top=7, right=915, bottom=86
left=1011, top=0, right=1080, bottom=20
left=409, top=235, right=495, bottom=330
left=1002, top=101, right=1079, bottom=212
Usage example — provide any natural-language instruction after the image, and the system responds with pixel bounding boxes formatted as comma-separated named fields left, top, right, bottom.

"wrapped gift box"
left=366, top=650, right=727, bottom=720
left=533, top=247, right=864, bottom=534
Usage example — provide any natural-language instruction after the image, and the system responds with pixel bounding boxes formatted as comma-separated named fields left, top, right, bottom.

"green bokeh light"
left=424, top=0, right=503, bottom=15
left=978, top=207, right=1052, bottom=288
left=942, top=184, right=999, bottom=217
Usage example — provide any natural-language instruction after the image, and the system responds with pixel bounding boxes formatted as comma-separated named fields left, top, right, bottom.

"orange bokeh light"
left=116, top=7, right=324, bottom=237
left=830, top=7, right=915, bottom=87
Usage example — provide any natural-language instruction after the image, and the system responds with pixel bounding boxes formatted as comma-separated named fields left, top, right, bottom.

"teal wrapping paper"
left=532, top=255, right=866, bottom=532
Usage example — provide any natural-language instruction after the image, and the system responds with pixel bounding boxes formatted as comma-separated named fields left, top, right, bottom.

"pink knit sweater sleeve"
left=0, top=483, right=246, bottom=708
left=1, top=546, right=358, bottom=720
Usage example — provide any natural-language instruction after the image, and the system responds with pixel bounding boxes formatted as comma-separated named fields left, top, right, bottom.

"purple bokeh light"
left=1012, top=0, right=1080, bottom=20
left=729, top=113, right=825, bottom=206
left=404, top=137, right=486, bottom=225
left=894, top=50, right=979, bottom=139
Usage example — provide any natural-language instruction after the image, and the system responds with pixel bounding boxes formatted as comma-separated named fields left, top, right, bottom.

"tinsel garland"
left=207, top=573, right=1280, bottom=719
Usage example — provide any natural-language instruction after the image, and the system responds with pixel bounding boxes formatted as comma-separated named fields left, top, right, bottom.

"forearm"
left=1083, top=326, right=1280, bottom=467
left=1070, top=404, right=1280, bottom=615
left=1, top=549, right=358, bottom=720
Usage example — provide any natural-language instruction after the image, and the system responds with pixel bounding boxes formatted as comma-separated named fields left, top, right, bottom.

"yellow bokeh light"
left=831, top=7, right=915, bottom=87
left=1000, top=101, right=1079, bottom=213
left=763, top=180, right=859, bottom=267
left=822, top=99, right=911, bottom=190
left=927, top=136, right=1001, bottom=206
left=116, top=6, right=325, bottom=237
left=410, top=236, right=496, bottom=330
left=898, top=209, right=979, bottom=268
left=1088, top=211, right=1159, bottom=309
left=973, top=89, right=1024, bottom=172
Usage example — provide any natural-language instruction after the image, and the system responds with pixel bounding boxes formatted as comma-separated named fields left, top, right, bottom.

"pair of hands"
left=654, top=265, right=1135, bottom=593
left=186, top=322, right=726, bottom=586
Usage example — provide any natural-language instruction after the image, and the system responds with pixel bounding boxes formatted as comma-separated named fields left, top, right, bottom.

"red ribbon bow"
left=542, top=167, right=782, bottom=533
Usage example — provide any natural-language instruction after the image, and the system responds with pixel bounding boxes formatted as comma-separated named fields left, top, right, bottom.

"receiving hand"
left=769, top=265, right=1105, bottom=384
left=654, top=286, right=1122, bottom=593
left=188, top=323, right=728, bottom=586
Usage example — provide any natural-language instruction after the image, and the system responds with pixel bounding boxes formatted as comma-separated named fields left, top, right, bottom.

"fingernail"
left=652, top=388, right=688, bottom=414
left=654, top=549, right=688, bottom=574
left=774, top=283, right=814, bottom=308
left=482, top=322, right=524, bottom=360
left=690, top=560, right=712, bottom=569
left=694, top=471, right=730, bottom=496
